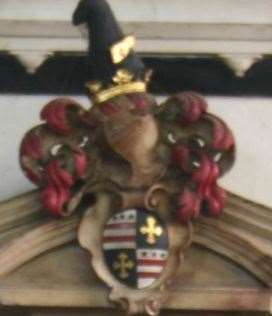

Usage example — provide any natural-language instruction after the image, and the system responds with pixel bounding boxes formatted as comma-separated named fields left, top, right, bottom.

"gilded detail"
left=112, top=69, right=134, bottom=85
left=89, top=81, right=147, bottom=104
left=140, top=217, right=163, bottom=245
left=113, top=253, right=134, bottom=279
left=110, top=35, right=136, bottom=64
left=86, top=69, right=146, bottom=104
left=86, top=80, right=103, bottom=94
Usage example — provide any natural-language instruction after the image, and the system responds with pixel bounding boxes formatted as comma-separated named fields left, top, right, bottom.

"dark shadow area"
left=0, top=53, right=272, bottom=96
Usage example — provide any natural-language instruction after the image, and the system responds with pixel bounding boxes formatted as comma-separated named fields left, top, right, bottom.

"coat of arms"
left=102, top=209, right=168, bottom=289
left=7, top=0, right=239, bottom=314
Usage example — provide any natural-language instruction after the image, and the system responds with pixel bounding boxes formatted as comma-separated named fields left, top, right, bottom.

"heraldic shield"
left=78, top=191, right=192, bottom=315
left=102, top=208, right=169, bottom=289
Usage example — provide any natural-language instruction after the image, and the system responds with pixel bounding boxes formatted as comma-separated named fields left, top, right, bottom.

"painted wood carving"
left=1, top=0, right=271, bottom=315
left=15, top=1, right=236, bottom=314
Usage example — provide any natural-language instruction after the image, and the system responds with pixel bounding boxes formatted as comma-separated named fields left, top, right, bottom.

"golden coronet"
left=87, top=81, right=146, bottom=104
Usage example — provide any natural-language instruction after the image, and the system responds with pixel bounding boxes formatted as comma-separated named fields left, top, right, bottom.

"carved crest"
left=3, top=0, right=239, bottom=314
left=78, top=190, right=191, bottom=315
left=1, top=1, right=272, bottom=315
left=102, top=209, right=169, bottom=289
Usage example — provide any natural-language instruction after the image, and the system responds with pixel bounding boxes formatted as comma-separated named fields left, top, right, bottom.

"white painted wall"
left=1, top=0, right=271, bottom=24
left=0, top=95, right=271, bottom=208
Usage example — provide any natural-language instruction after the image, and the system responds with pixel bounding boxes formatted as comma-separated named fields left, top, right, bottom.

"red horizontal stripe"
left=103, top=236, right=135, bottom=243
left=137, top=259, right=166, bottom=266
left=105, top=223, right=135, bottom=230
left=138, top=272, right=160, bottom=278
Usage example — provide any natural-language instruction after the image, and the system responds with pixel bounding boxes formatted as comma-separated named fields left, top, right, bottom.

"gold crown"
left=85, top=35, right=151, bottom=104
left=86, top=69, right=147, bottom=104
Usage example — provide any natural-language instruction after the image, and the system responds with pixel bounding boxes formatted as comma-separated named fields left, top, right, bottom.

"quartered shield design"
left=102, top=208, right=169, bottom=289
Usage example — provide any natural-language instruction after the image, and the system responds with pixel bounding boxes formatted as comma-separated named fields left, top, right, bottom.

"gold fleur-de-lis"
left=113, top=253, right=134, bottom=279
left=140, top=216, right=163, bottom=244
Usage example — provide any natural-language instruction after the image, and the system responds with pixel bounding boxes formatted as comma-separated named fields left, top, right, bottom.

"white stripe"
left=107, top=219, right=135, bottom=225
left=137, top=249, right=168, bottom=260
left=103, top=241, right=136, bottom=250
left=138, top=278, right=156, bottom=289
left=103, top=228, right=136, bottom=237
left=137, top=266, right=163, bottom=273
